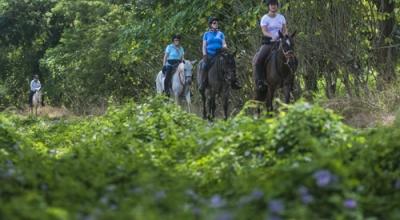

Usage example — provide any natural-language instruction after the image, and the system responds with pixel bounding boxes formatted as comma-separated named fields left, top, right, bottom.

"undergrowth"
left=1, top=95, right=400, bottom=220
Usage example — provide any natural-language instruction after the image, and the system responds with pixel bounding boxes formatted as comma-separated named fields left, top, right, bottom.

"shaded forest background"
left=0, top=0, right=399, bottom=117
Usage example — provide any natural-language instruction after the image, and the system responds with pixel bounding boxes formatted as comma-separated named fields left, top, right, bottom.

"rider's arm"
left=222, top=40, right=227, bottom=49
left=281, top=23, right=288, bottom=36
left=202, top=40, right=207, bottom=56
left=163, top=53, right=168, bottom=66
left=36, top=81, right=41, bottom=91
left=262, top=26, right=278, bottom=41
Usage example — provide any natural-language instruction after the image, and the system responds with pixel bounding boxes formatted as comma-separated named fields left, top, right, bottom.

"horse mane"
left=177, top=62, right=185, bottom=73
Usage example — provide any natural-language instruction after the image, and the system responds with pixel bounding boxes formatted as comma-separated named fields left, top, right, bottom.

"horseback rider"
left=198, top=16, right=242, bottom=91
left=29, top=75, right=45, bottom=107
left=255, top=0, right=288, bottom=90
left=163, top=34, right=185, bottom=97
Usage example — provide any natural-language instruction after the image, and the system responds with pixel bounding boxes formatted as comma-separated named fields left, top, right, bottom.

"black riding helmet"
left=172, top=34, right=181, bottom=41
left=266, top=0, right=279, bottom=6
left=208, top=16, right=218, bottom=25
left=34, top=75, right=39, bottom=79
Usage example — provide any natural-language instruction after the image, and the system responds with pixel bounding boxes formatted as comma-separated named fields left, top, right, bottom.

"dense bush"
left=1, top=96, right=400, bottom=219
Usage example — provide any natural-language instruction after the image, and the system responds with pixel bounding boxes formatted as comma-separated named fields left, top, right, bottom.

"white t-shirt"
left=260, top=13, right=286, bottom=42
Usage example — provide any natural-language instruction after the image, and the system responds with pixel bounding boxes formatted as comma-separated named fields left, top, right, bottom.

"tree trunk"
left=374, top=0, right=397, bottom=90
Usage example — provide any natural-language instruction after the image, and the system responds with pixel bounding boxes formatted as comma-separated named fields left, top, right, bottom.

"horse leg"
left=283, top=85, right=291, bottom=104
left=266, top=88, right=274, bottom=113
left=185, top=89, right=191, bottom=113
left=223, top=89, right=229, bottom=120
left=200, top=90, right=207, bottom=119
left=209, top=95, right=216, bottom=121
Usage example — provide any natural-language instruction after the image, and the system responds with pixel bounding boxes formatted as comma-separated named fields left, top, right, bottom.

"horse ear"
left=290, top=30, right=297, bottom=38
left=279, top=30, right=284, bottom=38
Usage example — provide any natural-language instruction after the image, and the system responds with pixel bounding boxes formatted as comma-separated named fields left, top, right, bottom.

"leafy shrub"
left=1, top=97, right=399, bottom=219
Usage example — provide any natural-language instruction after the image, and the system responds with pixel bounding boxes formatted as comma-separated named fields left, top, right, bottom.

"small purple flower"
left=301, top=194, right=313, bottom=203
left=6, top=160, right=13, bottom=167
left=210, top=195, right=225, bottom=208
left=266, top=216, right=281, bottom=220
left=137, top=116, right=143, bottom=121
left=154, top=191, right=166, bottom=199
left=251, top=189, right=264, bottom=199
left=244, top=151, right=251, bottom=157
left=278, top=147, right=284, bottom=153
left=132, top=187, right=142, bottom=194
left=304, top=103, right=311, bottom=109
left=268, top=200, right=284, bottom=214
left=238, top=196, right=251, bottom=205
left=313, top=170, right=332, bottom=187
left=395, top=180, right=400, bottom=188
left=344, top=199, right=357, bottom=209
left=197, top=139, right=203, bottom=145
left=215, top=212, right=233, bottom=220
left=193, top=207, right=201, bottom=215
left=206, top=140, right=213, bottom=147
left=299, top=186, right=309, bottom=194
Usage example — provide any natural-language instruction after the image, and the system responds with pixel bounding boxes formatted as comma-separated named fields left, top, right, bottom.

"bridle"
left=279, top=38, right=297, bottom=67
left=177, top=63, right=192, bottom=96
left=215, top=54, right=235, bottom=82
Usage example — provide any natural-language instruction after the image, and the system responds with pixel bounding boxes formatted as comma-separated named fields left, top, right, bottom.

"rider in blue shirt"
left=163, top=34, right=185, bottom=97
left=198, top=16, right=241, bottom=91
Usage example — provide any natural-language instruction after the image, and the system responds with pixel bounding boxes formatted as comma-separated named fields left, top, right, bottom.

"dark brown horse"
left=252, top=30, right=297, bottom=113
left=197, top=50, right=237, bottom=120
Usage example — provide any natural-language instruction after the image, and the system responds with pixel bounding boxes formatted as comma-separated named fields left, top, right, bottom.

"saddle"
left=253, top=43, right=280, bottom=66
left=208, top=48, right=228, bottom=69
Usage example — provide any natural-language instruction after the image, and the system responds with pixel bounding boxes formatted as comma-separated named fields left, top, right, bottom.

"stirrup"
left=198, top=83, right=205, bottom=91
left=231, top=81, right=242, bottom=90
left=258, top=81, right=265, bottom=90
left=164, top=89, right=170, bottom=97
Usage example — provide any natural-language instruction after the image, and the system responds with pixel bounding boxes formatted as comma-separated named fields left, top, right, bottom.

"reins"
left=178, top=70, right=186, bottom=97
left=270, top=39, right=297, bottom=83
left=213, top=53, right=233, bottom=82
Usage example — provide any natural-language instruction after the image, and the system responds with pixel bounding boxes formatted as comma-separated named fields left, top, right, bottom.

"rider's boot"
left=255, top=63, right=265, bottom=90
left=164, top=89, right=170, bottom=97
left=198, top=69, right=208, bottom=91
left=231, top=78, right=242, bottom=90
left=28, top=93, right=33, bottom=107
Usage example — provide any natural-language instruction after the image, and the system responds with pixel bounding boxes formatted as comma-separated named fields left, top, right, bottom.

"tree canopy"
left=0, top=0, right=399, bottom=114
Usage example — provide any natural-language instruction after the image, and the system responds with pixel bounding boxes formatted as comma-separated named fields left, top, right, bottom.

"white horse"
left=155, top=60, right=196, bottom=112
left=30, top=90, right=43, bottom=116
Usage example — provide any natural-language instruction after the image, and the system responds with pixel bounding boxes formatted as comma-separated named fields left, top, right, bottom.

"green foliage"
left=1, top=98, right=400, bottom=219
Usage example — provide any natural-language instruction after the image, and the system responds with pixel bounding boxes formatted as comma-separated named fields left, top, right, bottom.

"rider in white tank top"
left=260, top=13, right=286, bottom=42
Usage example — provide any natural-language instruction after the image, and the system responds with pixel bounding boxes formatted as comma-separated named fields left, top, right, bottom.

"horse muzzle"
left=186, top=77, right=192, bottom=85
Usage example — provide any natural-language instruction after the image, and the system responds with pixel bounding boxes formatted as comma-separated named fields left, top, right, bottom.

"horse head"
left=35, top=90, right=43, bottom=103
left=183, top=60, right=196, bottom=85
left=279, top=30, right=297, bottom=69
left=220, top=50, right=237, bottom=83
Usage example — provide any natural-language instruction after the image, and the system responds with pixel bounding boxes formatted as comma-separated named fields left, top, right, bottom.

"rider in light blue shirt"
left=162, top=34, right=185, bottom=97
left=29, top=75, right=45, bottom=107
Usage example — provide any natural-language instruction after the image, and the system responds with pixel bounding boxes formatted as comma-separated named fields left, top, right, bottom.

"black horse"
left=197, top=50, right=238, bottom=120
left=252, top=30, right=297, bottom=113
